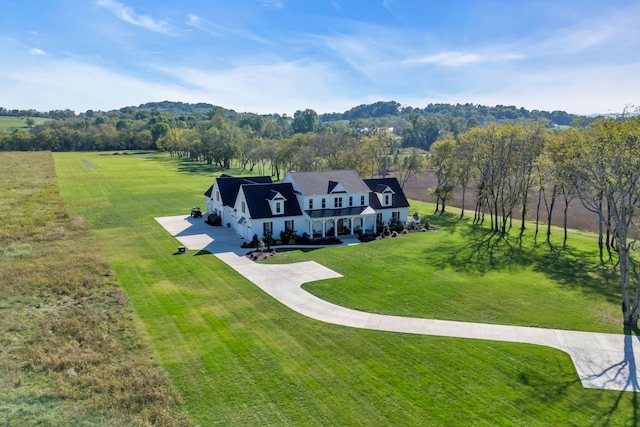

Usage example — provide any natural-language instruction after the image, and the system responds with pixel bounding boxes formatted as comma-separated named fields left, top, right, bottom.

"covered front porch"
left=304, top=207, right=377, bottom=238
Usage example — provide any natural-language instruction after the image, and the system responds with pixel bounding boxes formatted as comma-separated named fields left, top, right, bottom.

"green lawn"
left=0, top=116, right=51, bottom=131
left=54, top=151, right=639, bottom=425
left=266, top=207, right=621, bottom=333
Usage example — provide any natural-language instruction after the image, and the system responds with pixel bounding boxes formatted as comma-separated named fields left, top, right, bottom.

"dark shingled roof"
left=287, top=170, right=370, bottom=195
left=215, top=175, right=272, bottom=207
left=305, top=206, right=375, bottom=219
left=242, top=183, right=302, bottom=219
left=204, top=184, right=213, bottom=198
left=364, top=178, right=410, bottom=209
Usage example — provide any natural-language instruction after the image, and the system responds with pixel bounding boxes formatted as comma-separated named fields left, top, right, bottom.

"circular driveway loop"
left=156, top=215, right=640, bottom=392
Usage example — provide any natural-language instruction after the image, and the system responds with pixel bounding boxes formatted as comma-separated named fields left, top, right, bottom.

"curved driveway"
left=157, top=215, right=640, bottom=392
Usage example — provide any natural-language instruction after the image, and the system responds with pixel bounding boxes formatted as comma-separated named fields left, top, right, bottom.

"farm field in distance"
left=43, top=150, right=639, bottom=424
left=0, top=116, right=52, bottom=131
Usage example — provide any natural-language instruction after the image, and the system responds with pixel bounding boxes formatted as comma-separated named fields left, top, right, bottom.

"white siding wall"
left=377, top=207, right=409, bottom=224
left=251, top=216, right=306, bottom=240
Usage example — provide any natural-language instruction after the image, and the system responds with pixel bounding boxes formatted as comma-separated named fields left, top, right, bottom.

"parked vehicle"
left=190, top=207, right=202, bottom=218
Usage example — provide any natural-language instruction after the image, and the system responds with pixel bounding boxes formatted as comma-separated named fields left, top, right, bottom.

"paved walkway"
left=156, top=215, right=640, bottom=392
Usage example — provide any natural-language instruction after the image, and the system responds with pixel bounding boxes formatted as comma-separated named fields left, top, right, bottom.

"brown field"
left=403, top=173, right=600, bottom=233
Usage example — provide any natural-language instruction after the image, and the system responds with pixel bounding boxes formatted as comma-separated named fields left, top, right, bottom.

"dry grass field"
left=0, top=151, right=190, bottom=426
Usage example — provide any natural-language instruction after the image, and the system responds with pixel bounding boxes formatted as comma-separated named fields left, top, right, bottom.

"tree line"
left=0, top=100, right=592, bottom=154
left=427, top=114, right=640, bottom=326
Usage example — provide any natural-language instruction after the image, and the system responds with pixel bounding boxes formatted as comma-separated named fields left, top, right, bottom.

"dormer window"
left=375, top=184, right=395, bottom=207
left=267, top=190, right=286, bottom=215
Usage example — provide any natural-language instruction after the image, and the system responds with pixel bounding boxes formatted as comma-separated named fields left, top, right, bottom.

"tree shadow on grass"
left=590, top=326, right=640, bottom=426
left=427, top=223, right=620, bottom=304
left=546, top=326, right=640, bottom=427
left=143, top=155, right=244, bottom=176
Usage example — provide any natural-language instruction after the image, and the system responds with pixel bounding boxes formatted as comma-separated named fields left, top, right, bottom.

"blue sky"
left=1, top=0, right=639, bottom=115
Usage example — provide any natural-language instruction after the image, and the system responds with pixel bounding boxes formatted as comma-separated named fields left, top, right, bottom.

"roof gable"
left=241, top=183, right=302, bottom=219
left=215, top=175, right=272, bottom=207
left=266, top=190, right=286, bottom=201
left=286, top=170, right=370, bottom=195
left=364, top=178, right=410, bottom=209
left=328, top=181, right=347, bottom=194
left=374, top=184, right=394, bottom=194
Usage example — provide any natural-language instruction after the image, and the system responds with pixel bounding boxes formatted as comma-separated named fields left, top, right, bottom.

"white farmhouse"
left=204, top=170, right=409, bottom=240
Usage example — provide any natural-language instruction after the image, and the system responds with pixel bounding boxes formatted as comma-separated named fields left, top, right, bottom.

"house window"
left=276, top=202, right=281, bottom=214
left=285, top=220, right=294, bottom=231
left=263, top=222, right=272, bottom=237
left=309, top=199, right=313, bottom=209
left=321, top=198, right=326, bottom=208
left=334, top=197, right=343, bottom=208
left=349, top=196, right=353, bottom=207
left=392, top=211, right=400, bottom=221
left=384, top=194, right=390, bottom=206
left=361, top=195, right=365, bottom=205
left=216, top=191, right=220, bottom=202
left=376, top=213, right=383, bottom=225
left=241, top=201, right=246, bottom=213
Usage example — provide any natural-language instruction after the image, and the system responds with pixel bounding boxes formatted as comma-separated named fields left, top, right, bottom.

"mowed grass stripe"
left=54, top=151, right=638, bottom=425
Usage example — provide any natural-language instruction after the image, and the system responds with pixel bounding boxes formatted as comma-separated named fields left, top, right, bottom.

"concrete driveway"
left=156, top=215, right=640, bottom=392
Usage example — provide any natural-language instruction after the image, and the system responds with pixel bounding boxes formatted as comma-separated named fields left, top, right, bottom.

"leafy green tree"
left=428, top=136, right=457, bottom=214
left=402, top=112, right=439, bottom=150
left=292, top=109, right=320, bottom=134
left=151, top=122, right=170, bottom=144
left=559, top=116, right=640, bottom=326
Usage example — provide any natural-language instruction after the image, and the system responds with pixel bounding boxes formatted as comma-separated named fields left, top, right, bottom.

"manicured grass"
left=267, top=206, right=621, bottom=333
left=53, top=151, right=639, bottom=425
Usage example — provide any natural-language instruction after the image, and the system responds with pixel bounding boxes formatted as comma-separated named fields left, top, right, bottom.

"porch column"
left=350, top=217, right=354, bottom=235
left=373, top=216, right=377, bottom=234
left=322, top=219, right=326, bottom=238
left=334, top=219, right=338, bottom=237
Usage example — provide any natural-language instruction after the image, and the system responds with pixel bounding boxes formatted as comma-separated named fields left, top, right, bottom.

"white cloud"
left=259, top=0, right=283, bottom=8
left=0, top=54, right=356, bottom=115
left=158, top=59, right=354, bottom=114
left=1, top=59, right=187, bottom=112
left=29, top=48, right=46, bottom=55
left=406, top=51, right=524, bottom=67
left=186, top=13, right=200, bottom=27
left=96, top=0, right=174, bottom=34
left=185, top=12, right=269, bottom=43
